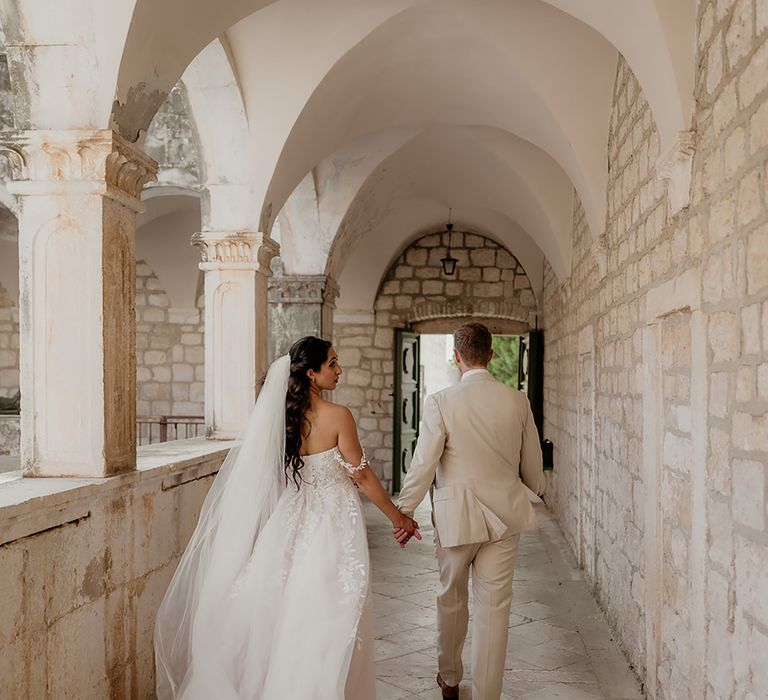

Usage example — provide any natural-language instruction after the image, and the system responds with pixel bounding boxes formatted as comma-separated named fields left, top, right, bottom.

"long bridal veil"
left=155, top=355, right=291, bottom=700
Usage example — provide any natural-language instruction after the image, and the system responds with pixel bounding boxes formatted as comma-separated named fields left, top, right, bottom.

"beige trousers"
left=436, top=533, right=520, bottom=700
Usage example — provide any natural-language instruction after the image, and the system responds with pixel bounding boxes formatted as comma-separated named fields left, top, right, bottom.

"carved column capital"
left=0, top=129, right=157, bottom=210
left=323, top=277, right=340, bottom=308
left=656, top=130, right=696, bottom=215
left=192, top=231, right=280, bottom=273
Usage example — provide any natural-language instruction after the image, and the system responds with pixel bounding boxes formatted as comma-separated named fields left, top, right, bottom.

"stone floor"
left=367, top=500, right=645, bottom=700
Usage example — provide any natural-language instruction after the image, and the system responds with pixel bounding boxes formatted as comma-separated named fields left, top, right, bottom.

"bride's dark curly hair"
left=285, top=336, right=333, bottom=488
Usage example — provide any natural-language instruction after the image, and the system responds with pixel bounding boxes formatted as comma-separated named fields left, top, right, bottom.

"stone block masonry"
left=334, top=232, right=538, bottom=489
left=0, top=441, right=227, bottom=699
left=0, top=261, right=206, bottom=451
left=0, top=282, right=18, bottom=399
left=136, top=262, right=204, bottom=419
left=542, top=5, right=768, bottom=697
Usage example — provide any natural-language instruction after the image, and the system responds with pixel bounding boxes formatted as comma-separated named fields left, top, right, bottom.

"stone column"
left=1, top=130, right=157, bottom=477
left=268, top=275, right=340, bottom=360
left=192, top=231, right=279, bottom=439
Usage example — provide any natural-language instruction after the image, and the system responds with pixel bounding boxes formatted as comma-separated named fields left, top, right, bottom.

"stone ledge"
left=0, top=437, right=232, bottom=546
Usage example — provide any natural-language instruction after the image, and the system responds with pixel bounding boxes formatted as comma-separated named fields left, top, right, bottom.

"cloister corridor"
left=0, top=0, right=766, bottom=698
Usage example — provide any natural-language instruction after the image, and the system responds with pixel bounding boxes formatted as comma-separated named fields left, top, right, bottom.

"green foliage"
left=488, top=335, right=520, bottom=388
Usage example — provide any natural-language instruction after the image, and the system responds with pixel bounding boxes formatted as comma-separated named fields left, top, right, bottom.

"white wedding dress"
left=155, top=356, right=376, bottom=700
left=216, top=446, right=375, bottom=699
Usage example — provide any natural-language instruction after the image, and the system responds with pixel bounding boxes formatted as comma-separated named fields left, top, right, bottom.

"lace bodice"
left=280, top=446, right=369, bottom=613
left=230, top=444, right=369, bottom=608
left=297, top=446, right=365, bottom=492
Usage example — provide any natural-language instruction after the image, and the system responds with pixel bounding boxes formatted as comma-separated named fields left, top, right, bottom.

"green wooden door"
left=392, top=330, right=420, bottom=494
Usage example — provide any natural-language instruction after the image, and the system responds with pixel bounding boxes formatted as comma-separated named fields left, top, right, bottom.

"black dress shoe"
left=436, top=673, right=459, bottom=698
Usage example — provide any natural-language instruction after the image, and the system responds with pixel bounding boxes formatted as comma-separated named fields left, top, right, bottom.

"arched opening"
left=0, top=201, right=19, bottom=473
left=333, top=229, right=538, bottom=490
left=135, top=190, right=205, bottom=443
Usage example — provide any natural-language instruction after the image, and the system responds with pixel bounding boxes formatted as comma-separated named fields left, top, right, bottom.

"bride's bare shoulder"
left=316, top=398, right=354, bottom=421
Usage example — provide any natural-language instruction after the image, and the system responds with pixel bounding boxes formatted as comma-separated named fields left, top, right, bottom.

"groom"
left=395, top=322, right=545, bottom=700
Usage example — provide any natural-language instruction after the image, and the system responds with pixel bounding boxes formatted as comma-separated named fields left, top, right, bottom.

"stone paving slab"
left=367, top=500, right=644, bottom=699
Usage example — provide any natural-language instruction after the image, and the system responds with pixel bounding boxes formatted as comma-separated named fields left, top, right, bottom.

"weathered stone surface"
left=732, top=458, right=765, bottom=530
left=144, top=83, right=200, bottom=189
left=543, top=43, right=768, bottom=700
left=0, top=440, right=227, bottom=698
left=747, top=224, right=768, bottom=294
left=135, top=264, right=204, bottom=419
left=0, top=414, right=19, bottom=457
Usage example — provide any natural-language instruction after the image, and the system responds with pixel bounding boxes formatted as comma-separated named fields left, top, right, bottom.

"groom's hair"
left=454, top=322, right=493, bottom=366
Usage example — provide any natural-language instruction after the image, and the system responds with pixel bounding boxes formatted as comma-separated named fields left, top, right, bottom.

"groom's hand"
left=392, top=522, right=421, bottom=548
left=391, top=510, right=421, bottom=548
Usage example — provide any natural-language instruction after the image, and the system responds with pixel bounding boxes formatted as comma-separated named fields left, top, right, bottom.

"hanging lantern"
left=441, top=211, right=458, bottom=276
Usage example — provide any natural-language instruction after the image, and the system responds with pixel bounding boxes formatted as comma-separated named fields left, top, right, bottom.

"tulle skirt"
left=168, top=475, right=375, bottom=700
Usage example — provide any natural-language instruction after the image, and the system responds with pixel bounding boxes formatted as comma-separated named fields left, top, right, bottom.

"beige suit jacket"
left=398, top=370, right=544, bottom=548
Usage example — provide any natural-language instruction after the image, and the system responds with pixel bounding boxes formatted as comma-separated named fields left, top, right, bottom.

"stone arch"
left=540, top=0, right=696, bottom=148
left=0, top=0, right=695, bottom=183
left=407, top=301, right=532, bottom=336
left=333, top=229, right=537, bottom=485
left=137, top=188, right=203, bottom=312
left=143, top=82, right=201, bottom=191
left=180, top=38, right=260, bottom=232
left=260, top=1, right=616, bottom=241
left=112, top=0, right=281, bottom=141
left=321, top=127, right=565, bottom=297
left=255, top=0, right=695, bottom=244
left=0, top=1, right=696, bottom=251
left=373, top=231, right=538, bottom=331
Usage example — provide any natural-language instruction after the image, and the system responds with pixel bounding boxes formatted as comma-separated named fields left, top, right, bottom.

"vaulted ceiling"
left=2, top=0, right=696, bottom=309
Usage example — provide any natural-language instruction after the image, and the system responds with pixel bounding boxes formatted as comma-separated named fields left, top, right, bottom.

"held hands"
left=391, top=510, right=422, bottom=549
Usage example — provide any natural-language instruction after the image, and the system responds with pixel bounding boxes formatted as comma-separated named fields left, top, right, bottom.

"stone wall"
left=695, top=4, right=768, bottom=695
left=143, top=83, right=200, bottom=189
left=0, top=262, right=205, bottom=425
left=0, top=415, right=19, bottom=458
left=0, top=441, right=224, bottom=698
left=0, top=29, right=18, bottom=391
left=334, top=231, right=537, bottom=488
left=541, top=4, right=768, bottom=697
left=136, top=262, right=204, bottom=419
left=268, top=272, right=338, bottom=362
left=0, top=282, right=18, bottom=398
left=542, top=198, right=600, bottom=571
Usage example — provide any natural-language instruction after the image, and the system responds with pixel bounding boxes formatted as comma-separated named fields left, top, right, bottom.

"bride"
left=155, top=336, right=421, bottom=699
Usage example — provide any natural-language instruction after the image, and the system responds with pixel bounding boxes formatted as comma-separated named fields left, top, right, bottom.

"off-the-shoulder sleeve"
left=334, top=449, right=369, bottom=474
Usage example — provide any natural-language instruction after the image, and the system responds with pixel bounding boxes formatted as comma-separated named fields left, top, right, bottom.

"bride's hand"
left=391, top=511, right=422, bottom=547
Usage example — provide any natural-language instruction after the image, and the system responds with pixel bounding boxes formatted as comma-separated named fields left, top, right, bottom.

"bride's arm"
left=337, top=407, right=421, bottom=540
